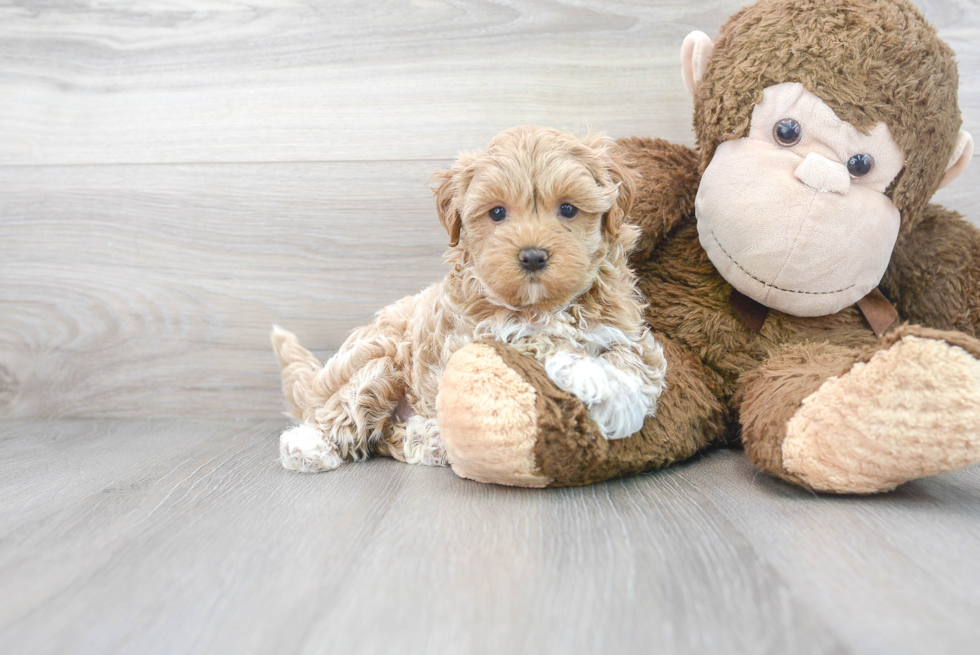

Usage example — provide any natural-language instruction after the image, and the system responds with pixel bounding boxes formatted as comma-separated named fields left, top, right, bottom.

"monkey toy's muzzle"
left=695, top=138, right=901, bottom=317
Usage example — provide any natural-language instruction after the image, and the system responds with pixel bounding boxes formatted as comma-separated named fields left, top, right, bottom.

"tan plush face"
left=436, top=128, right=630, bottom=312
left=695, top=83, right=906, bottom=317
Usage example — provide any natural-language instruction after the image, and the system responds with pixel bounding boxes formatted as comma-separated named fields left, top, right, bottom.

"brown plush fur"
left=882, top=205, right=980, bottom=337
left=631, top=140, right=980, bottom=489
left=502, top=134, right=980, bottom=490
left=617, top=137, right=701, bottom=262
left=438, top=0, right=980, bottom=492
left=872, top=324, right=980, bottom=361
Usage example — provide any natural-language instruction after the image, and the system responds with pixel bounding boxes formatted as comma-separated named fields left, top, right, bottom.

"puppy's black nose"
left=519, top=247, right=549, bottom=272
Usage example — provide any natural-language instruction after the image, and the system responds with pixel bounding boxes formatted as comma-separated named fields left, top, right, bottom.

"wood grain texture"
left=0, top=161, right=451, bottom=418
left=1, top=0, right=976, bottom=165
left=684, top=451, right=980, bottom=655
left=0, top=0, right=978, bottom=418
left=1, top=420, right=979, bottom=654
left=0, top=0, right=710, bottom=166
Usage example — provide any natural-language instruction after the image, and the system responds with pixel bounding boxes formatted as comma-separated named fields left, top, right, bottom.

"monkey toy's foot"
left=778, top=329, right=980, bottom=493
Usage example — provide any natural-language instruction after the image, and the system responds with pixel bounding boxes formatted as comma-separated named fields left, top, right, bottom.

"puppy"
left=271, top=126, right=667, bottom=472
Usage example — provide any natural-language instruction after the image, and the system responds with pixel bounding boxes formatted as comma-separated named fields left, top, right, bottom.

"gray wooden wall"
left=2, top=0, right=978, bottom=419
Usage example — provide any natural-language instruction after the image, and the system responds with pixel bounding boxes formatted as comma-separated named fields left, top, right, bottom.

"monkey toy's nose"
left=794, top=152, right=851, bottom=195
left=519, top=247, right=550, bottom=272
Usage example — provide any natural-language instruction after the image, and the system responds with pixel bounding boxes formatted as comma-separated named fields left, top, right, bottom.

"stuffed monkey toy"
left=436, top=0, right=980, bottom=492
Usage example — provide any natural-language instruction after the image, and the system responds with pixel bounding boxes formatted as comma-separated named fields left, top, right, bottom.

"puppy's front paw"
left=279, top=424, right=343, bottom=473
left=588, top=364, right=648, bottom=440
left=545, top=352, right=611, bottom=406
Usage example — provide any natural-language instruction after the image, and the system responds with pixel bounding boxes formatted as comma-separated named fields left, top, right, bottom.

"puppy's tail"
left=271, top=325, right=322, bottom=419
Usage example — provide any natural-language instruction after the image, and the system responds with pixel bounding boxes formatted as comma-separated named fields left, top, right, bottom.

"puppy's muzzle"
left=519, top=247, right=549, bottom=272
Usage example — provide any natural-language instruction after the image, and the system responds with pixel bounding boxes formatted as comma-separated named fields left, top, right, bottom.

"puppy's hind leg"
left=309, top=349, right=407, bottom=463
left=279, top=424, right=343, bottom=472
left=279, top=359, right=402, bottom=473
left=277, top=354, right=402, bottom=473
left=273, top=322, right=406, bottom=471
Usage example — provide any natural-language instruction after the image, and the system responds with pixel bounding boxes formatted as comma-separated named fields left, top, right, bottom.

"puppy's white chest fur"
left=474, top=310, right=630, bottom=356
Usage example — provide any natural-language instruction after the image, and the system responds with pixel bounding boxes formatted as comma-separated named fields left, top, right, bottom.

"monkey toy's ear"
left=939, top=131, right=974, bottom=189
left=680, top=30, right=715, bottom=96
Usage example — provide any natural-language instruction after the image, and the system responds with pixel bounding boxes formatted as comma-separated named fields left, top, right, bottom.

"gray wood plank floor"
left=2, top=419, right=979, bottom=655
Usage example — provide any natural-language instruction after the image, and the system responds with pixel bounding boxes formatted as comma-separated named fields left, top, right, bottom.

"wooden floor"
left=2, top=420, right=980, bottom=655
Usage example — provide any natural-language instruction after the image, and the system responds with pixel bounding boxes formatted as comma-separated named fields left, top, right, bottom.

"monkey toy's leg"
left=735, top=326, right=980, bottom=493
left=437, top=336, right=729, bottom=487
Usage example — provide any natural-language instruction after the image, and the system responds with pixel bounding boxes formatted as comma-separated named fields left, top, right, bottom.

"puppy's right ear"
left=432, top=153, right=478, bottom=248
left=432, top=167, right=461, bottom=247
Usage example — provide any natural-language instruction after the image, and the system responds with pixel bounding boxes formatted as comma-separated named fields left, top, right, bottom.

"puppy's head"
left=433, top=126, right=637, bottom=312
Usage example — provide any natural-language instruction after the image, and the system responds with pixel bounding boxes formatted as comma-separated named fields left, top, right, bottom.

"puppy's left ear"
left=599, top=145, right=638, bottom=247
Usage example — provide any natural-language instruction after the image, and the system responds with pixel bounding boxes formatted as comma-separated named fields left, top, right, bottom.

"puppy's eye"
left=559, top=203, right=578, bottom=219
left=489, top=206, right=507, bottom=222
left=773, top=118, right=802, bottom=146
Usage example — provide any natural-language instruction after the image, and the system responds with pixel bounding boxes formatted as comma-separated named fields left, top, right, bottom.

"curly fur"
left=272, top=126, right=668, bottom=471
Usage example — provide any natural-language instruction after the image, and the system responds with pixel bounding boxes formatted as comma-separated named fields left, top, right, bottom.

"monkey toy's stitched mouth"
left=709, top=231, right=855, bottom=296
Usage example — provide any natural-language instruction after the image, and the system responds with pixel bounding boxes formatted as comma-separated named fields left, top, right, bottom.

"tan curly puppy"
left=271, top=126, right=667, bottom=472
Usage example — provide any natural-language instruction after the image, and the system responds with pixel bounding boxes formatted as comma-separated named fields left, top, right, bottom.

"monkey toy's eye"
left=489, top=206, right=507, bottom=222
left=847, top=153, right=874, bottom=178
left=773, top=118, right=802, bottom=146
left=559, top=203, right=578, bottom=219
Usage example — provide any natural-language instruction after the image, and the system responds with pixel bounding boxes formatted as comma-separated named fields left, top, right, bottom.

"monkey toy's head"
left=685, top=0, right=974, bottom=317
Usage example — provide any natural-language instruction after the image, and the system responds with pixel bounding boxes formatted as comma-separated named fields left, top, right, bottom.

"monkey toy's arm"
left=436, top=334, right=728, bottom=488
left=616, top=137, right=701, bottom=261
left=881, top=205, right=980, bottom=338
